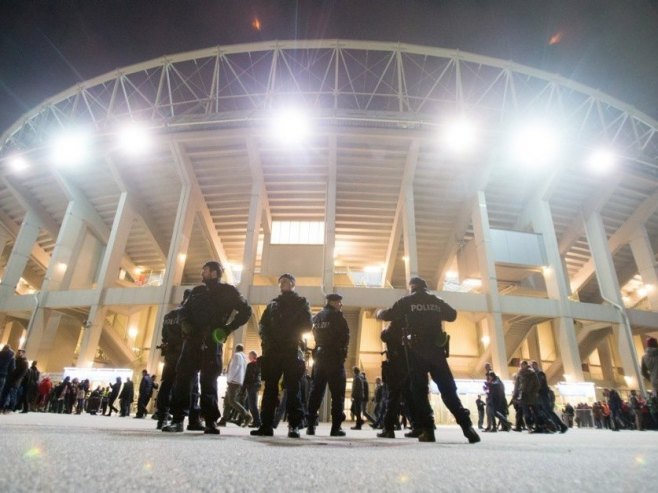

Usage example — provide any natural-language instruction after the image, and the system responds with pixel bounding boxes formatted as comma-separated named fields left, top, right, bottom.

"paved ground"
left=1, top=412, right=656, bottom=492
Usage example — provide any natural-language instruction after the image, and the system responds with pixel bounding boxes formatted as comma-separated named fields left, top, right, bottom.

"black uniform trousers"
left=260, top=352, right=304, bottom=429
left=383, top=357, right=418, bottom=431
left=410, top=345, right=472, bottom=429
left=307, top=357, right=346, bottom=426
left=156, top=355, right=177, bottom=417
left=170, top=337, right=222, bottom=423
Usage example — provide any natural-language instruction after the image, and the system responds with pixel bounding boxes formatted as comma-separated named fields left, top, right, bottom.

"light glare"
left=9, top=155, right=29, bottom=172
left=587, top=148, right=615, bottom=174
left=510, top=122, right=561, bottom=166
left=51, top=130, right=91, bottom=166
left=271, top=109, right=311, bottom=144
left=118, top=123, right=152, bottom=155
left=443, top=118, right=478, bottom=153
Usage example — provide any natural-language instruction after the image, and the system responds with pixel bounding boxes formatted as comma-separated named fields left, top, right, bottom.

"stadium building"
left=0, top=40, right=657, bottom=396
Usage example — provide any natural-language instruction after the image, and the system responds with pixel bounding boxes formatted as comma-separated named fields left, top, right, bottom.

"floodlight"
left=586, top=148, right=615, bottom=174
left=270, top=108, right=311, bottom=144
left=51, top=129, right=91, bottom=166
left=117, top=123, right=152, bottom=155
left=510, top=121, right=561, bottom=166
left=128, top=327, right=138, bottom=338
left=8, top=154, right=29, bottom=172
left=443, top=118, right=478, bottom=153
left=481, top=335, right=490, bottom=346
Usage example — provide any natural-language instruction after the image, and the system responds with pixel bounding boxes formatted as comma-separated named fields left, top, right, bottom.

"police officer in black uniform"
left=163, top=261, right=252, bottom=434
left=377, top=276, right=480, bottom=443
left=251, top=273, right=312, bottom=438
left=306, top=293, right=350, bottom=437
left=155, top=290, right=191, bottom=429
left=376, top=318, right=419, bottom=438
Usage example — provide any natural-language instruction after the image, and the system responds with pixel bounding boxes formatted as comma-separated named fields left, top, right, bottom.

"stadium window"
left=271, top=221, right=325, bottom=245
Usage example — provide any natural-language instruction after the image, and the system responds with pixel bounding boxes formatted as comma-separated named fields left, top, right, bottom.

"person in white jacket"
left=219, top=344, right=251, bottom=427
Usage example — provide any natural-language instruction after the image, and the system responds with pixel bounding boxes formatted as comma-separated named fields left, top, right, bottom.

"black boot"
left=461, top=424, right=481, bottom=443
left=288, top=426, right=300, bottom=438
left=330, top=425, right=346, bottom=437
left=404, top=428, right=422, bottom=438
left=377, top=429, right=395, bottom=439
left=418, top=428, right=436, bottom=442
left=162, top=421, right=184, bottom=433
left=204, top=421, right=220, bottom=435
left=250, top=426, right=274, bottom=436
left=306, top=424, right=316, bottom=435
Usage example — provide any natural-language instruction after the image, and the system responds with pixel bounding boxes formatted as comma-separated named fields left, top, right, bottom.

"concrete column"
left=402, top=179, right=418, bottom=283
left=584, top=211, right=642, bottom=389
left=529, top=199, right=583, bottom=381
left=323, top=136, right=337, bottom=294
left=23, top=201, right=88, bottom=368
left=472, top=191, right=508, bottom=378
left=597, top=338, right=616, bottom=384
left=527, top=326, right=541, bottom=364
left=77, top=193, right=135, bottom=367
left=0, top=211, right=42, bottom=298
left=146, top=184, right=196, bottom=373
left=0, top=317, right=12, bottom=345
left=629, top=227, right=658, bottom=309
left=241, top=182, right=263, bottom=294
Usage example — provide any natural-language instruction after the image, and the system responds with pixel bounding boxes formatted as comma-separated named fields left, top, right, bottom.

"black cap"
left=278, top=273, right=296, bottom=283
left=326, top=293, right=343, bottom=302
left=408, top=276, right=427, bottom=289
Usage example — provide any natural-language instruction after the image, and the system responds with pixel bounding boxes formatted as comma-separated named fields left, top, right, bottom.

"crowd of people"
left=2, top=260, right=658, bottom=444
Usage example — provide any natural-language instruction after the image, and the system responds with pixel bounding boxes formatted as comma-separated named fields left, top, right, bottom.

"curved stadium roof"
left=0, top=40, right=657, bottom=301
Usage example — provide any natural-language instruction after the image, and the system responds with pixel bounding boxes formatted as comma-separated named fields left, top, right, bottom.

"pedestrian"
left=475, top=395, right=485, bottom=430
left=219, top=344, right=251, bottom=427
left=119, top=377, right=134, bottom=417
left=0, top=344, right=16, bottom=411
left=135, top=369, right=153, bottom=418
left=242, top=351, right=262, bottom=428
left=641, top=337, right=658, bottom=395
left=107, top=377, right=121, bottom=416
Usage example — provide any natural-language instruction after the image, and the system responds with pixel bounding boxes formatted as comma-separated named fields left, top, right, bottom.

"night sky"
left=1, top=0, right=658, bottom=134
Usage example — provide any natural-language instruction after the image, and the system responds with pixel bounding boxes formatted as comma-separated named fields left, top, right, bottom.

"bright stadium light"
left=51, top=129, right=91, bottom=166
left=510, top=121, right=561, bottom=166
left=8, top=154, right=29, bottom=172
left=270, top=108, right=311, bottom=144
left=442, top=117, right=479, bottom=154
left=586, top=148, right=616, bottom=174
left=117, top=122, right=152, bottom=155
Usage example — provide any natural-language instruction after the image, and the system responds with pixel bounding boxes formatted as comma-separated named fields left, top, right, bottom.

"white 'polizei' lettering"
left=410, top=304, right=441, bottom=312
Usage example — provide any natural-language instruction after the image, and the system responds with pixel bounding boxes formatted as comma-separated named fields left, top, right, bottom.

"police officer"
left=251, top=273, right=312, bottom=438
left=156, top=292, right=205, bottom=431
left=376, top=318, right=420, bottom=438
left=306, top=293, right=350, bottom=437
left=154, top=290, right=190, bottom=429
left=163, top=261, right=252, bottom=434
left=377, top=276, right=480, bottom=443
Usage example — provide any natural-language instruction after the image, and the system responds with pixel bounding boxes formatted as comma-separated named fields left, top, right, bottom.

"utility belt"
left=314, top=346, right=347, bottom=360
left=407, top=329, right=451, bottom=358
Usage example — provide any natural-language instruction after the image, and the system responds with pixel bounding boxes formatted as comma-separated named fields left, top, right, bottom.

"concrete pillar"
left=146, top=184, right=196, bottom=374
left=23, top=201, right=88, bottom=368
left=322, top=136, right=337, bottom=294
left=527, top=326, right=541, bottom=365
left=529, top=199, right=584, bottom=381
left=584, top=211, right=642, bottom=390
left=402, top=179, right=418, bottom=283
left=0, top=211, right=42, bottom=298
left=77, top=193, right=135, bottom=367
left=472, top=191, right=508, bottom=378
left=597, top=338, right=616, bottom=384
left=629, top=227, right=658, bottom=309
